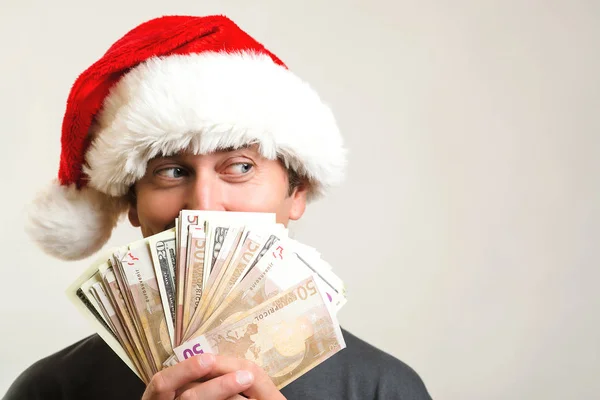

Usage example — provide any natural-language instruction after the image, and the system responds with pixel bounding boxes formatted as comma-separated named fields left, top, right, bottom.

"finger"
left=189, top=355, right=257, bottom=380
left=175, top=383, right=250, bottom=399
left=178, top=370, right=254, bottom=400
left=241, top=370, right=284, bottom=400
left=192, top=355, right=283, bottom=400
left=142, top=354, right=216, bottom=400
left=227, top=397, right=257, bottom=400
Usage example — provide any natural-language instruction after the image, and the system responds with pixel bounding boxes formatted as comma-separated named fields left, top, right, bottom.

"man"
left=5, top=15, right=431, bottom=400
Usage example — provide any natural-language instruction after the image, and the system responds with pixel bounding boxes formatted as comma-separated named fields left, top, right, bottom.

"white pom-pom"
left=25, top=181, right=128, bottom=261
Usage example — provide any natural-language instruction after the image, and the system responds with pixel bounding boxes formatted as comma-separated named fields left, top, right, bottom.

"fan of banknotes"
left=67, top=210, right=347, bottom=389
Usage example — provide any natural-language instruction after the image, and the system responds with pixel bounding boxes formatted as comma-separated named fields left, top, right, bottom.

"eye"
left=155, top=166, right=189, bottom=179
left=224, top=162, right=253, bottom=175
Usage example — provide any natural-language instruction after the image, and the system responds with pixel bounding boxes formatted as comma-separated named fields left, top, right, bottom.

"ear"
left=127, top=188, right=141, bottom=227
left=288, top=183, right=309, bottom=221
left=128, top=204, right=141, bottom=227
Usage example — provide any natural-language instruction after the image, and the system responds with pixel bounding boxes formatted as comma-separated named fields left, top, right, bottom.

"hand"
left=141, top=353, right=286, bottom=400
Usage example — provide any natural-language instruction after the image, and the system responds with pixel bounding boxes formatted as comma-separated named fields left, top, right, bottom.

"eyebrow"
left=216, top=144, right=256, bottom=153
left=151, top=144, right=259, bottom=162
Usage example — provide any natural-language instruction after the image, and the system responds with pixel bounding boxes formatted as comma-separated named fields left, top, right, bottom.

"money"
left=148, top=229, right=177, bottom=346
left=206, top=226, right=286, bottom=317
left=203, top=230, right=268, bottom=319
left=109, top=251, right=158, bottom=378
left=79, top=272, right=115, bottom=335
left=189, top=237, right=342, bottom=337
left=177, top=210, right=275, bottom=277
left=181, top=225, right=207, bottom=337
left=99, top=264, right=154, bottom=382
left=174, top=276, right=346, bottom=389
left=68, top=210, right=346, bottom=389
left=189, top=238, right=301, bottom=336
left=175, top=212, right=200, bottom=345
left=176, top=211, right=275, bottom=344
left=89, top=281, right=147, bottom=382
left=249, top=234, right=281, bottom=274
left=294, top=253, right=347, bottom=313
left=66, top=255, right=143, bottom=381
left=196, top=225, right=245, bottom=323
left=88, top=281, right=123, bottom=345
left=119, top=240, right=173, bottom=372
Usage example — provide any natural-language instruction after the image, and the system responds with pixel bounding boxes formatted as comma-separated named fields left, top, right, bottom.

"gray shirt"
left=4, top=328, right=431, bottom=399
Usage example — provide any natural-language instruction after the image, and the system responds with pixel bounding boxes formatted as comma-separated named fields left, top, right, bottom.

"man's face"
left=127, top=145, right=308, bottom=238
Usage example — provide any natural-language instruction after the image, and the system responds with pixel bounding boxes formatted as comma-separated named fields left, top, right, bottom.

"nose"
left=185, top=175, right=226, bottom=211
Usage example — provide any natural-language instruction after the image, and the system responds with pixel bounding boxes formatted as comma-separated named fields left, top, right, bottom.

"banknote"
left=68, top=210, right=347, bottom=388
left=287, top=239, right=320, bottom=261
left=111, top=249, right=142, bottom=333
left=197, top=226, right=245, bottom=322
left=191, top=238, right=342, bottom=337
left=111, top=248, right=158, bottom=371
left=193, top=211, right=276, bottom=281
left=181, top=225, right=207, bottom=337
left=177, top=210, right=275, bottom=286
left=201, top=230, right=270, bottom=321
left=174, top=276, right=346, bottom=389
left=99, top=264, right=153, bottom=382
left=148, top=229, right=177, bottom=346
left=177, top=211, right=274, bottom=344
left=294, top=253, right=347, bottom=312
left=175, top=212, right=200, bottom=344
left=119, top=240, right=173, bottom=372
left=79, top=272, right=114, bottom=335
left=183, top=223, right=202, bottom=287
left=210, top=226, right=229, bottom=271
left=66, top=254, right=142, bottom=381
left=220, top=225, right=287, bottom=293
left=247, top=233, right=281, bottom=275
left=88, top=281, right=122, bottom=343
left=189, top=239, right=304, bottom=336
left=89, top=281, right=147, bottom=381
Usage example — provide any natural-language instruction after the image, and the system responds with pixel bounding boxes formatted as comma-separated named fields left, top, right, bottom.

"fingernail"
left=199, top=353, right=214, bottom=367
left=236, top=370, right=253, bottom=385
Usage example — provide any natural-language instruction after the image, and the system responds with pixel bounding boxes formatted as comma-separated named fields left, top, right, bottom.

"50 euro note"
left=294, top=252, right=347, bottom=312
left=196, top=224, right=245, bottom=322
left=176, top=210, right=275, bottom=344
left=181, top=223, right=232, bottom=340
left=110, top=248, right=158, bottom=377
left=79, top=271, right=114, bottom=333
left=161, top=237, right=345, bottom=368
left=181, top=225, right=207, bottom=335
left=201, top=224, right=288, bottom=323
left=98, top=263, right=154, bottom=383
left=193, top=238, right=345, bottom=338
left=176, top=209, right=277, bottom=290
left=173, top=276, right=346, bottom=389
left=66, top=251, right=142, bottom=381
left=147, top=229, right=177, bottom=347
left=120, top=239, right=174, bottom=373
left=88, top=281, right=149, bottom=383
left=201, top=229, right=269, bottom=320
left=181, top=229, right=279, bottom=343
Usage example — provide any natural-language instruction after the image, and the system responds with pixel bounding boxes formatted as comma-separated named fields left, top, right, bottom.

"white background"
left=1, top=1, right=599, bottom=399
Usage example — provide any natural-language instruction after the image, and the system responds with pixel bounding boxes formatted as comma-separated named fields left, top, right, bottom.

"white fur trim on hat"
left=84, top=51, right=347, bottom=200
left=25, top=181, right=128, bottom=260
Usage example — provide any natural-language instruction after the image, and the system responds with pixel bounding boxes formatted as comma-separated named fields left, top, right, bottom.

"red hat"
left=27, top=15, right=346, bottom=261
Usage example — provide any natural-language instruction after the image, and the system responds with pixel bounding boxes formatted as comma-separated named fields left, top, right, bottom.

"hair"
left=286, top=166, right=304, bottom=196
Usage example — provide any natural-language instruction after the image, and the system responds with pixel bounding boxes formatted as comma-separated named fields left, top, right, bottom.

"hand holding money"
left=67, top=210, right=347, bottom=392
left=141, top=353, right=285, bottom=400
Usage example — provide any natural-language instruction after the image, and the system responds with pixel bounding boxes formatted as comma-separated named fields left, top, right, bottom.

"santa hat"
left=26, top=15, right=346, bottom=261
